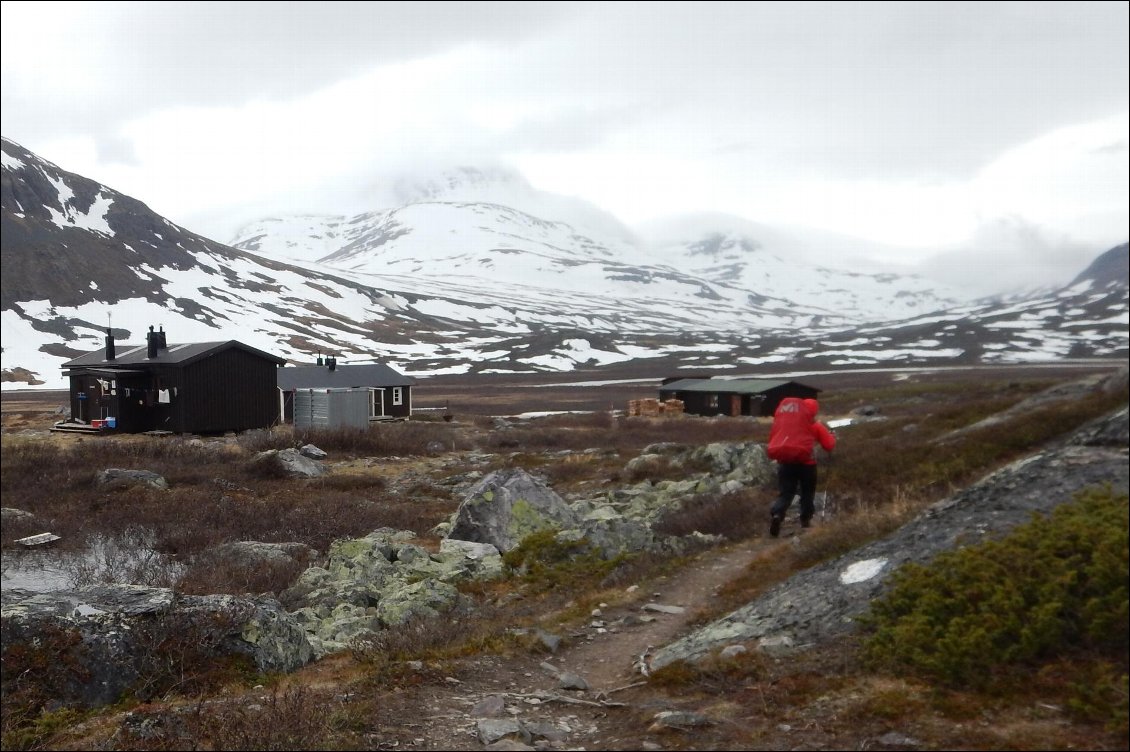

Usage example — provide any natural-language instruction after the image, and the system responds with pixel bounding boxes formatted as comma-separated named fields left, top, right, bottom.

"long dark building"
left=60, top=326, right=286, bottom=434
left=659, top=377, right=822, bottom=417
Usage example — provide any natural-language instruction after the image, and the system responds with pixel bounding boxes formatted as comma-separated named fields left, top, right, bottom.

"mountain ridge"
left=2, top=137, right=1127, bottom=391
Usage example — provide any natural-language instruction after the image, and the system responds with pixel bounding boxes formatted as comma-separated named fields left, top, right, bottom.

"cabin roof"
left=62, top=340, right=286, bottom=371
left=660, top=378, right=820, bottom=394
left=277, top=363, right=415, bottom=390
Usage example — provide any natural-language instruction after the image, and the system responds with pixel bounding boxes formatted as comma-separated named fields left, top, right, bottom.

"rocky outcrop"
left=650, top=406, right=1130, bottom=670
left=1, top=584, right=313, bottom=708
left=442, top=443, right=773, bottom=559
left=291, top=441, right=773, bottom=657
left=281, top=528, right=505, bottom=657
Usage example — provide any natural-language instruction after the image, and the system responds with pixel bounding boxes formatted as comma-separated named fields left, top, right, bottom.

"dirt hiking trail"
left=342, top=534, right=785, bottom=751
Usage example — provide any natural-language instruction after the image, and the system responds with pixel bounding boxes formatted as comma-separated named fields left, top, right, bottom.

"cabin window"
left=708, top=395, right=719, bottom=409
left=392, top=387, right=403, bottom=406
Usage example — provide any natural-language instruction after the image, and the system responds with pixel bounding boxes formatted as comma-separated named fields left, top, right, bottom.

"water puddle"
left=1, top=529, right=185, bottom=594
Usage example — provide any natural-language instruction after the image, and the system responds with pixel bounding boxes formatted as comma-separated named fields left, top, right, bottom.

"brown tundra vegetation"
left=1, top=363, right=1127, bottom=751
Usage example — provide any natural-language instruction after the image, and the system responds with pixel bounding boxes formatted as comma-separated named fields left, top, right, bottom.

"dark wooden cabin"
left=276, top=356, right=416, bottom=423
left=659, top=377, right=821, bottom=417
left=60, top=326, right=286, bottom=434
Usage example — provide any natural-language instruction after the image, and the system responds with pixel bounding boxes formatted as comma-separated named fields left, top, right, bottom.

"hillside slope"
left=3, top=137, right=1127, bottom=390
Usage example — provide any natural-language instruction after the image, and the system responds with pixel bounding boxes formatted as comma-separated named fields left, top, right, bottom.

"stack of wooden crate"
left=627, top=398, right=685, bottom=416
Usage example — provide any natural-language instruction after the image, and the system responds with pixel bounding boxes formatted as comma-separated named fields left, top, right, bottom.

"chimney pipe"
left=316, top=353, right=324, bottom=366
left=105, top=328, right=116, bottom=361
left=328, top=356, right=336, bottom=371
left=157, top=325, right=167, bottom=350
left=147, top=326, right=158, bottom=359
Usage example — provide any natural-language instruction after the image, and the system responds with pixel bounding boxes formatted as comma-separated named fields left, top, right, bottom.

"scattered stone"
left=720, top=644, right=748, bottom=659
left=95, top=468, right=169, bottom=490
left=556, top=671, right=589, bottom=691
left=1, top=507, right=36, bottom=524
left=524, top=720, right=569, bottom=742
left=651, top=710, right=710, bottom=729
left=298, top=443, right=327, bottom=459
left=477, top=718, right=531, bottom=746
left=749, top=634, right=797, bottom=659
left=484, top=740, right=534, bottom=751
left=533, top=628, right=562, bottom=653
left=642, top=602, right=685, bottom=615
left=249, top=448, right=328, bottom=478
left=471, top=694, right=507, bottom=718
left=878, top=731, right=923, bottom=747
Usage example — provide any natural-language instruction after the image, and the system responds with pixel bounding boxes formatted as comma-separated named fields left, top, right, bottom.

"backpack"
left=766, top=397, right=815, bottom=463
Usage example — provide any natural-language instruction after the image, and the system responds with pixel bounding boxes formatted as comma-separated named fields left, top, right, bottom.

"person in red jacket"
left=766, top=397, right=836, bottom=537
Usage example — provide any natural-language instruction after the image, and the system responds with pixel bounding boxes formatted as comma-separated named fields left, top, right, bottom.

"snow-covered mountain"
left=231, top=169, right=971, bottom=327
left=2, top=137, right=1127, bottom=390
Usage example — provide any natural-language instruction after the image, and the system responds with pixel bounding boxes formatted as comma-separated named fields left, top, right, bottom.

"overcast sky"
left=2, top=1, right=1127, bottom=293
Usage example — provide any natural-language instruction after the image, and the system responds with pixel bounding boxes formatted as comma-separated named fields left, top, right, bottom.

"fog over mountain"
left=2, top=137, right=1126, bottom=391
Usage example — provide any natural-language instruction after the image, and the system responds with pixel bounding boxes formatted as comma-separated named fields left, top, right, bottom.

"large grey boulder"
left=1, top=584, right=313, bottom=709
left=249, top=448, right=328, bottom=478
left=686, top=441, right=774, bottom=483
left=447, top=469, right=580, bottom=553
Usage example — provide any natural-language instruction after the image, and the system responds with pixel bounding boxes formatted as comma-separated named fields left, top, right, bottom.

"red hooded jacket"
left=767, top=397, right=836, bottom=465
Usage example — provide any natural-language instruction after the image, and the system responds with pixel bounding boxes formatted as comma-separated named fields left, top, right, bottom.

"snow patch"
left=840, top=558, right=888, bottom=585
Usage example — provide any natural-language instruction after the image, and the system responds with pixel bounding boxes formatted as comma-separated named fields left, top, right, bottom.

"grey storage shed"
left=293, top=388, right=372, bottom=430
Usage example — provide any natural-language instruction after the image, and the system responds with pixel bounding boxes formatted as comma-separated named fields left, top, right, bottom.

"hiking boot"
left=800, top=517, right=812, bottom=529
left=769, top=515, right=782, bottom=538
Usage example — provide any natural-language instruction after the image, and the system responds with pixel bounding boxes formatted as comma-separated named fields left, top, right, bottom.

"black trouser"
left=771, top=463, right=818, bottom=522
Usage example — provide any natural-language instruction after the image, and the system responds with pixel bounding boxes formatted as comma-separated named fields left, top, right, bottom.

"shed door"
left=730, top=395, right=741, bottom=417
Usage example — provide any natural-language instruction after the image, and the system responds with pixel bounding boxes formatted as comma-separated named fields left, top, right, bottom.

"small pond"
left=1, top=529, right=185, bottom=594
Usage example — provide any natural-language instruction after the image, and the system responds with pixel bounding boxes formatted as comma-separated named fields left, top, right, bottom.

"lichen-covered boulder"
left=434, top=538, right=504, bottom=581
left=375, top=579, right=462, bottom=627
left=447, top=469, right=579, bottom=553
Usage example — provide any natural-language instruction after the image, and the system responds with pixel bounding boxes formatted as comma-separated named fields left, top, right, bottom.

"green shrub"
left=860, top=486, right=1129, bottom=700
left=502, top=529, right=625, bottom=592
